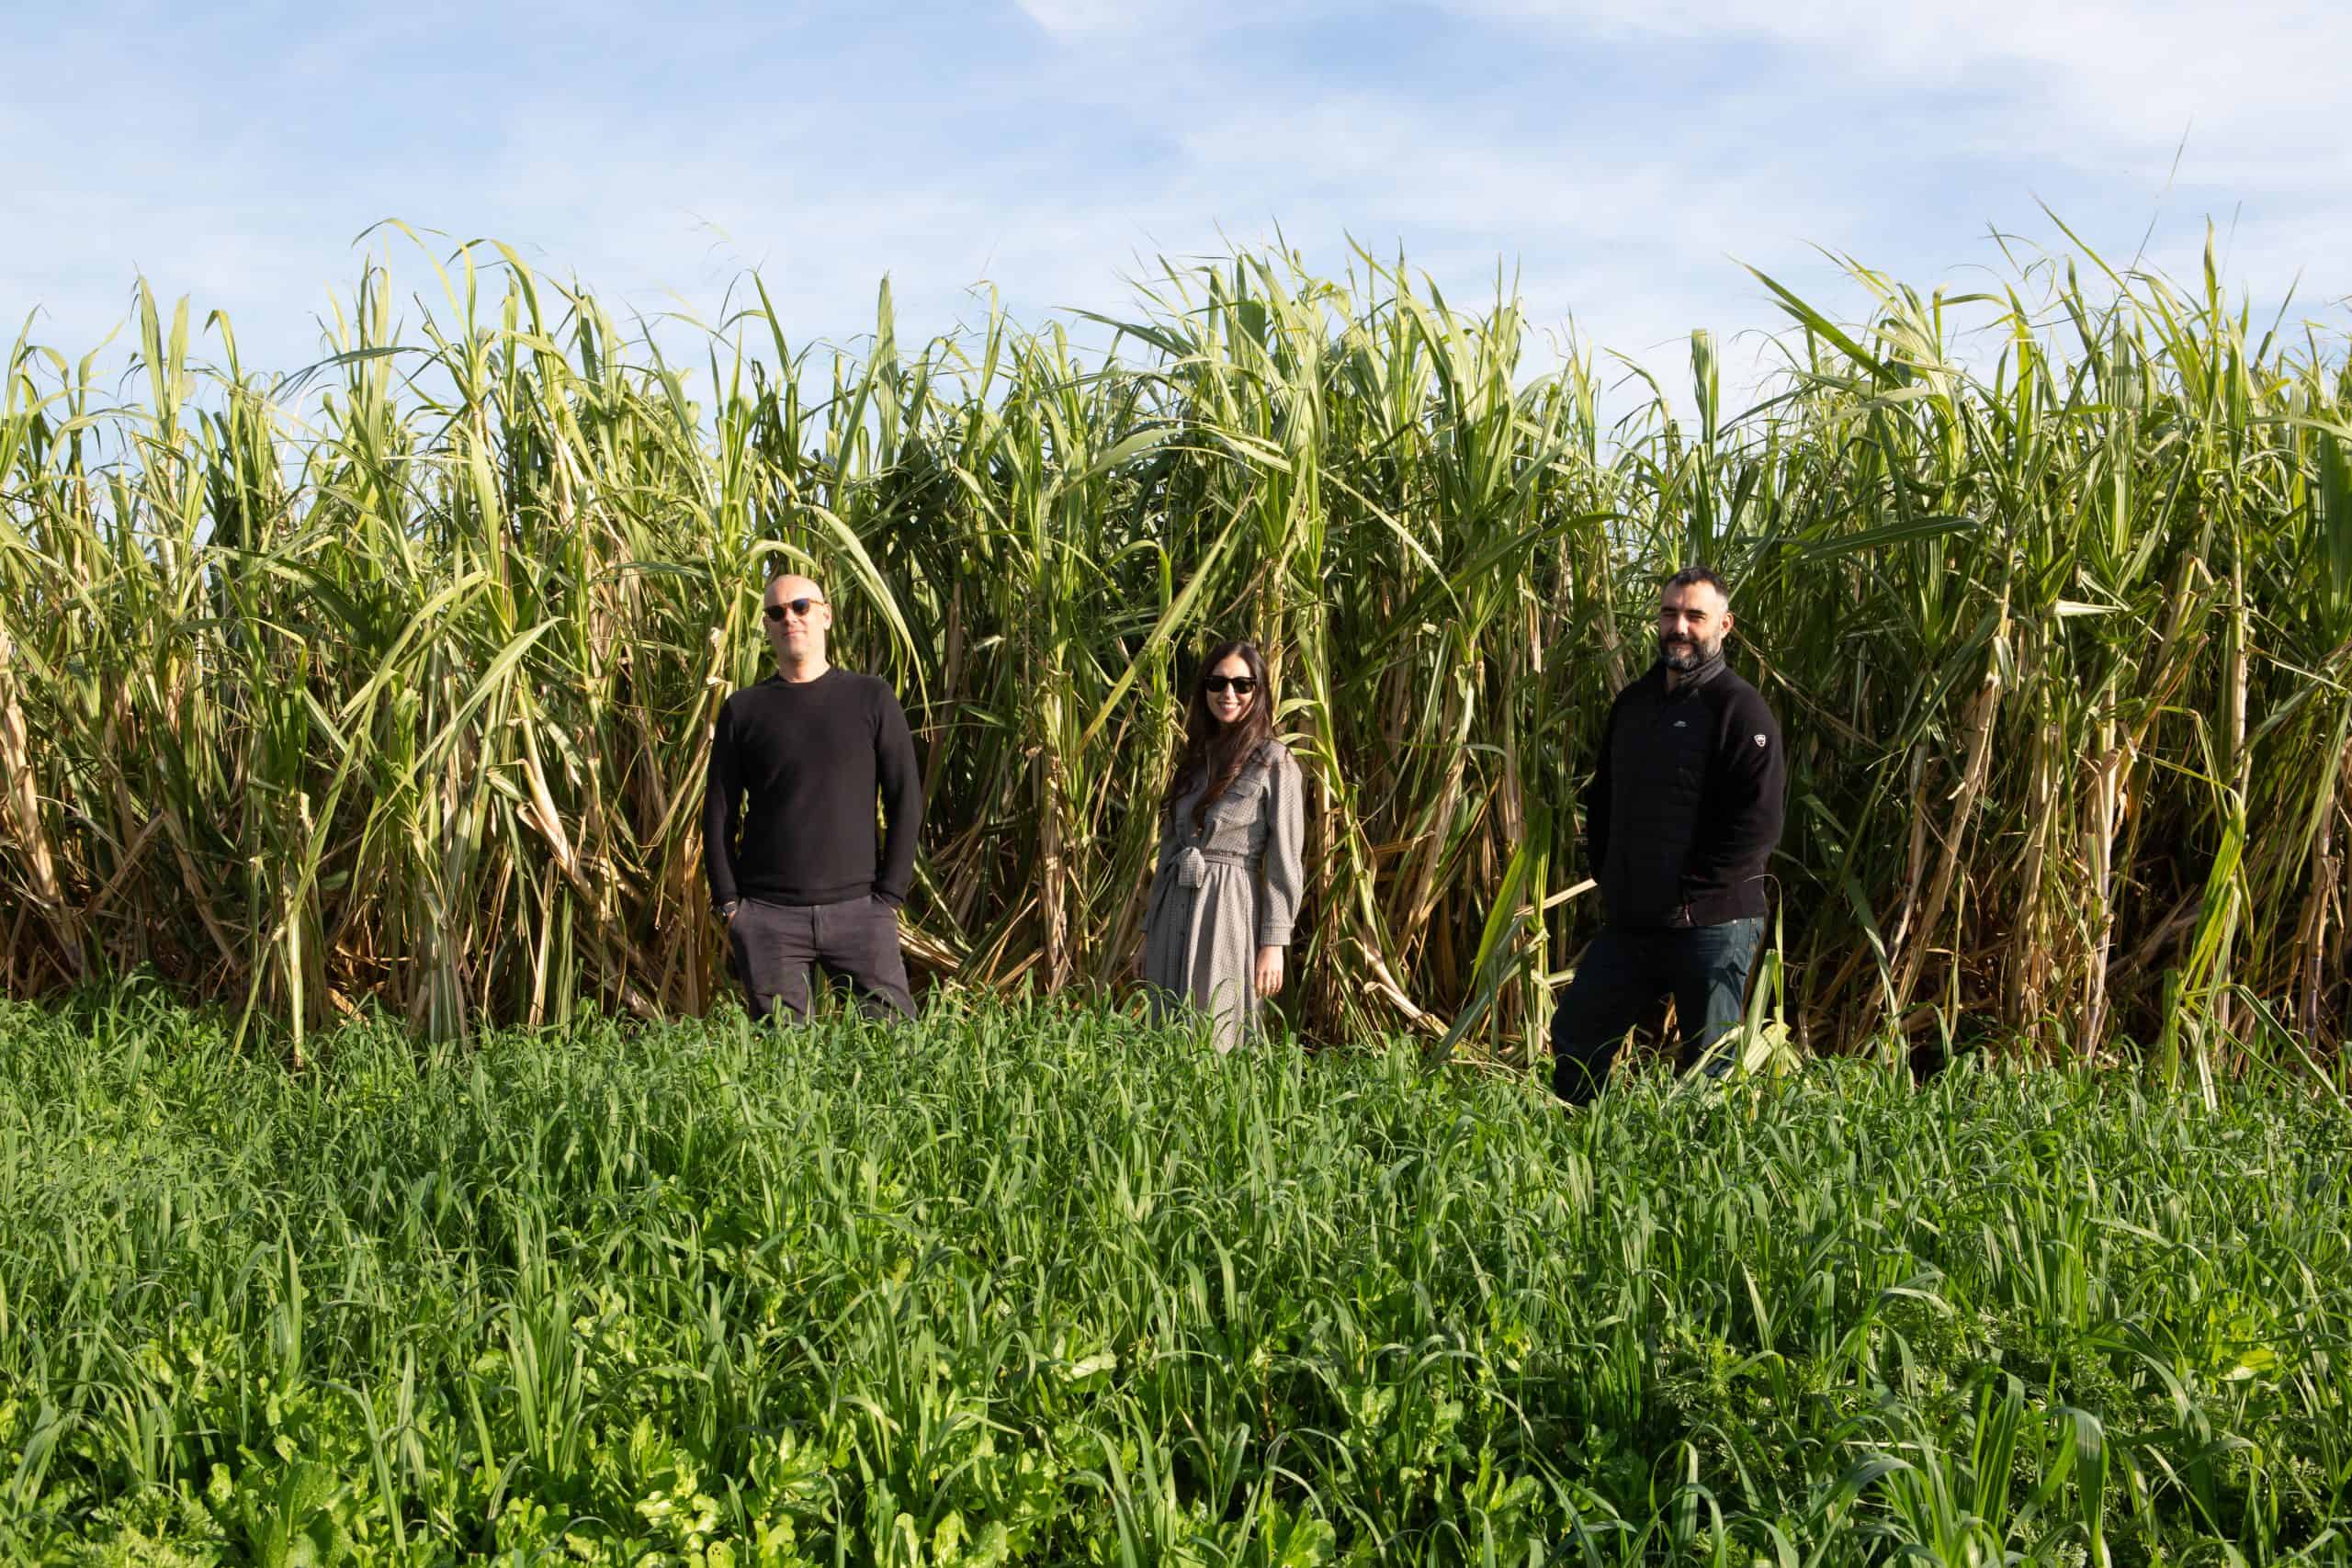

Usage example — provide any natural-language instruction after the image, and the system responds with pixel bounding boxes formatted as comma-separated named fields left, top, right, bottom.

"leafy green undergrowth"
left=2, top=991, right=2348, bottom=1564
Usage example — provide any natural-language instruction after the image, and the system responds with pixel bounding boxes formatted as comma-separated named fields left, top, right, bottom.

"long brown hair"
left=1162, top=639, right=1273, bottom=831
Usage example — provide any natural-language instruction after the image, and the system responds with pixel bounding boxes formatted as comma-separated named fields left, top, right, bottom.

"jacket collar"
left=1650, top=649, right=1727, bottom=694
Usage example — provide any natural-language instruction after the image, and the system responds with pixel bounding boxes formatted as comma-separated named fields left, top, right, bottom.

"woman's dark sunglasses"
left=1204, top=675, right=1258, bottom=695
left=763, top=597, right=826, bottom=623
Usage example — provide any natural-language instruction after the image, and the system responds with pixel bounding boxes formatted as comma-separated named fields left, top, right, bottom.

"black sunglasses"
left=763, top=597, right=827, bottom=622
left=1204, top=675, right=1258, bottom=695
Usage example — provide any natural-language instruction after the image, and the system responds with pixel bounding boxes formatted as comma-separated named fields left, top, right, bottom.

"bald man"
left=704, top=571, right=923, bottom=1021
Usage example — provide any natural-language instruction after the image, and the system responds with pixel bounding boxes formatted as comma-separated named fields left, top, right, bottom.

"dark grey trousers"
left=727, top=895, right=915, bottom=1022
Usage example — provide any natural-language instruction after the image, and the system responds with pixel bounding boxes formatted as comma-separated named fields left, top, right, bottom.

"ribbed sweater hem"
left=734, top=878, right=888, bottom=908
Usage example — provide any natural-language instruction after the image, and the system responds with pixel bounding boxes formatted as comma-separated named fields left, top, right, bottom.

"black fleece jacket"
left=703, top=669, right=922, bottom=910
left=1583, top=652, right=1784, bottom=928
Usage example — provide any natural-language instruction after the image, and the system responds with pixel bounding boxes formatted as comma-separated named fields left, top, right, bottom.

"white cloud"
left=1458, top=0, right=2346, bottom=175
left=1011, top=0, right=1152, bottom=35
left=5, top=0, right=2345, bottom=423
left=1011, top=0, right=1276, bottom=37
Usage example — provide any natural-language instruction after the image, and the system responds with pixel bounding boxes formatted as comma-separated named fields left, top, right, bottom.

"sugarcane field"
left=6, top=2, right=2352, bottom=1557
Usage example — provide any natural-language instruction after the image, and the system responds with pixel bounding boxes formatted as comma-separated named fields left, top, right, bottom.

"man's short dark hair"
left=1665, top=565, right=1731, bottom=604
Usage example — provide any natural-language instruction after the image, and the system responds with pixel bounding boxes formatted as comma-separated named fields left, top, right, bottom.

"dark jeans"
left=1548, top=917, right=1765, bottom=1104
left=727, top=895, right=915, bottom=1023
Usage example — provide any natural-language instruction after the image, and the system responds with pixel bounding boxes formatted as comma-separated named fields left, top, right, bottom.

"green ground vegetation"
left=3, top=990, right=2348, bottom=1562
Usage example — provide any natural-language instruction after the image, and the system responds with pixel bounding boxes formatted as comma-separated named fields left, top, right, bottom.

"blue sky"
left=6, top=0, right=2346, bottom=395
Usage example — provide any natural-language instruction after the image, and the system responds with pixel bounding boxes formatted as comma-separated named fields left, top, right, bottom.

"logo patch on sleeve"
left=1753, top=733, right=1769, bottom=747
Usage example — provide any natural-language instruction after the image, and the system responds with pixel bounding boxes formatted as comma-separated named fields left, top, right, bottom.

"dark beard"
left=1659, top=634, right=1718, bottom=671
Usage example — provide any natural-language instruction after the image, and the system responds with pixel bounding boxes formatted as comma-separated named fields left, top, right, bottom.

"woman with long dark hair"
left=1139, top=638, right=1306, bottom=1050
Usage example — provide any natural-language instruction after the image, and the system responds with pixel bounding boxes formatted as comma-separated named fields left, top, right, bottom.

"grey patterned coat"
left=1141, top=740, right=1306, bottom=1052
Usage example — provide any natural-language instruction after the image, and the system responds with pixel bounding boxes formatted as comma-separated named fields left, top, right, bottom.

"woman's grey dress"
left=1141, top=740, right=1306, bottom=1052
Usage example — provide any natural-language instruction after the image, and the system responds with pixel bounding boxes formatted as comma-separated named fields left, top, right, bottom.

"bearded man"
left=1551, top=566, right=1785, bottom=1103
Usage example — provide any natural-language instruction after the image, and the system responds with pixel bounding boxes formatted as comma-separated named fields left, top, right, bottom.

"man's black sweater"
left=1582, top=652, right=1784, bottom=929
left=703, top=669, right=922, bottom=910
